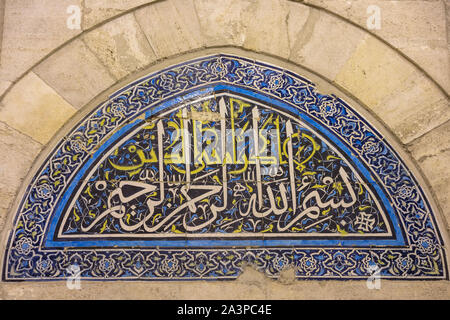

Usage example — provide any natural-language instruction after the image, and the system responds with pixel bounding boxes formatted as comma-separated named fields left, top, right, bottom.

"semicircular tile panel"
left=3, top=54, right=447, bottom=280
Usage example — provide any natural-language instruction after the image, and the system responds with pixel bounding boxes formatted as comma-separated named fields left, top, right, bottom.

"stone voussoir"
left=408, top=121, right=450, bottom=230
left=0, top=72, right=76, bottom=144
left=0, top=121, right=42, bottom=233
left=372, top=71, right=450, bottom=144
left=82, top=12, right=157, bottom=80
left=135, top=0, right=206, bottom=59
left=81, top=0, right=158, bottom=30
left=288, top=6, right=367, bottom=81
left=0, top=0, right=82, bottom=84
left=193, top=0, right=253, bottom=47
left=33, top=38, right=116, bottom=110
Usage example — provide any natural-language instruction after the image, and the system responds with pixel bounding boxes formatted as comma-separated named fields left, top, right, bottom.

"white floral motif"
left=211, top=60, right=227, bottom=77
left=396, top=256, right=413, bottom=272
left=70, top=138, right=85, bottom=153
left=99, top=257, right=115, bottom=273
left=319, top=99, right=338, bottom=117
left=36, top=259, right=53, bottom=273
left=192, top=253, right=209, bottom=275
left=161, top=257, right=179, bottom=273
left=362, top=140, right=380, bottom=154
left=36, top=183, right=53, bottom=199
left=159, top=74, right=175, bottom=90
left=299, top=256, right=317, bottom=273
left=417, top=237, right=435, bottom=254
left=15, top=237, right=33, bottom=255
left=111, top=102, right=126, bottom=116
left=397, top=185, right=414, bottom=199
left=268, top=75, right=284, bottom=90
left=273, top=256, right=289, bottom=272
left=355, top=212, right=376, bottom=232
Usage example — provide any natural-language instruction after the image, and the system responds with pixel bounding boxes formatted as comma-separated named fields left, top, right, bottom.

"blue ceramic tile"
left=3, top=55, right=446, bottom=280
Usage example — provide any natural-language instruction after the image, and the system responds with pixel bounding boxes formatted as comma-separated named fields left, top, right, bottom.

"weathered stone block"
left=289, top=8, right=366, bottom=81
left=416, top=150, right=450, bottom=231
left=194, top=0, right=253, bottom=47
left=0, top=122, right=42, bottom=232
left=409, top=121, right=450, bottom=162
left=0, top=81, right=11, bottom=97
left=286, top=1, right=311, bottom=52
left=0, top=72, right=76, bottom=144
left=408, top=121, right=450, bottom=230
left=83, top=13, right=157, bottom=79
left=135, top=0, right=205, bottom=58
left=0, top=0, right=82, bottom=83
left=303, top=0, right=449, bottom=92
left=240, top=0, right=291, bottom=58
left=34, top=39, right=116, bottom=109
left=334, top=36, right=417, bottom=108
left=82, top=0, right=157, bottom=29
left=373, top=72, right=450, bottom=143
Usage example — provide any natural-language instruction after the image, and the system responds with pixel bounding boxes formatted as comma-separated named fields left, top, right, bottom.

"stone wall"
left=0, top=0, right=448, bottom=299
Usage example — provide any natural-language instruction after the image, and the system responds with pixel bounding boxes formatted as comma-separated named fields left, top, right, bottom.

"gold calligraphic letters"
left=55, top=94, right=393, bottom=239
left=5, top=55, right=445, bottom=280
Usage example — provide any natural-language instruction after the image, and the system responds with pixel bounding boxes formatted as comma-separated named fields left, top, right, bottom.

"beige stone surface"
left=0, top=0, right=5, bottom=56
left=82, top=0, right=157, bottom=30
left=447, top=0, right=450, bottom=44
left=83, top=13, right=157, bottom=80
left=0, top=72, right=76, bottom=144
left=409, top=121, right=450, bottom=231
left=34, top=39, right=116, bottom=109
left=409, top=121, right=450, bottom=161
left=0, top=0, right=82, bottom=83
left=0, top=80, right=11, bottom=97
left=194, top=0, right=253, bottom=47
left=289, top=8, right=366, bottom=81
left=286, top=1, right=311, bottom=51
left=415, top=149, right=450, bottom=231
left=0, top=122, right=41, bottom=232
left=240, top=0, right=291, bottom=58
left=399, top=45, right=448, bottom=93
left=372, top=72, right=450, bottom=143
left=302, top=0, right=449, bottom=92
left=135, top=0, right=205, bottom=58
left=334, top=36, right=417, bottom=109
left=195, top=0, right=312, bottom=59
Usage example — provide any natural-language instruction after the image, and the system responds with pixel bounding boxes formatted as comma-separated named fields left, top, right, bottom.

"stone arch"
left=0, top=0, right=448, bottom=297
left=1, top=0, right=447, bottom=95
